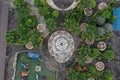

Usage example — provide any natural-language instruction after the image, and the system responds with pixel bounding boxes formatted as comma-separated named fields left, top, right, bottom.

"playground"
left=14, top=52, right=56, bottom=80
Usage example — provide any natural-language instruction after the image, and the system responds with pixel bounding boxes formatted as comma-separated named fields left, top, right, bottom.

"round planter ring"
left=85, top=56, right=93, bottom=64
left=95, top=61, right=105, bottom=71
left=98, top=2, right=108, bottom=10
left=37, top=23, right=46, bottom=32
left=85, top=39, right=94, bottom=45
left=80, top=23, right=88, bottom=32
left=25, top=41, right=33, bottom=49
left=97, top=41, right=106, bottom=51
left=84, top=8, right=93, bottom=16
left=88, top=78, right=95, bottom=80
left=46, top=0, right=80, bottom=11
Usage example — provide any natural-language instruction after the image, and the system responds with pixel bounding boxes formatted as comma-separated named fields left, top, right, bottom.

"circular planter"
left=98, top=2, right=108, bottom=10
left=88, top=78, right=95, bottom=80
left=80, top=23, right=88, bottom=32
left=47, top=0, right=80, bottom=11
left=37, top=23, right=46, bottom=32
left=85, top=56, right=93, bottom=64
left=85, top=39, right=94, bottom=45
left=84, top=8, right=93, bottom=16
left=97, top=41, right=106, bottom=51
left=25, top=41, right=33, bottom=49
left=48, top=30, right=75, bottom=63
left=95, top=61, right=105, bottom=71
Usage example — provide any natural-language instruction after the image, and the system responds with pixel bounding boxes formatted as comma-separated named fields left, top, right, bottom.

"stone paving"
left=48, top=30, right=75, bottom=63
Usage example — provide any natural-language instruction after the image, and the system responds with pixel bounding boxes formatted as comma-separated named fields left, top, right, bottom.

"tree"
left=14, top=0, right=25, bottom=7
left=89, top=48, right=100, bottom=59
left=6, top=30, right=20, bottom=44
left=89, top=0, right=96, bottom=8
left=18, top=23, right=28, bottom=36
left=67, top=64, right=87, bottom=80
left=102, top=70, right=113, bottom=80
left=102, top=10, right=112, bottom=19
left=46, top=18, right=58, bottom=32
left=63, top=18, right=80, bottom=35
left=103, top=50, right=115, bottom=60
left=81, top=24, right=97, bottom=40
left=16, top=6, right=30, bottom=19
left=30, top=30, right=44, bottom=48
left=34, top=0, right=41, bottom=7
left=52, top=10, right=59, bottom=18
left=77, top=45, right=91, bottom=65
left=96, top=16, right=105, bottom=25
left=34, top=0, right=46, bottom=7
left=67, top=65, right=77, bottom=80
left=98, top=27, right=106, bottom=36
left=25, top=16, right=38, bottom=27
left=104, top=23, right=113, bottom=33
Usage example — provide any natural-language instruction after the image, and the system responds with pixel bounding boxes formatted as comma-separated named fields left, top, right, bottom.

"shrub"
left=52, top=10, right=59, bottom=18
left=96, top=16, right=105, bottom=25
left=25, top=16, right=38, bottom=27
left=102, top=10, right=111, bottom=19
left=6, top=30, right=20, bottom=44
left=89, top=48, right=100, bottom=59
left=104, top=23, right=113, bottom=33
left=30, top=30, right=44, bottom=48
left=89, top=66, right=98, bottom=74
left=63, top=19, right=80, bottom=35
left=89, top=0, right=97, bottom=8
left=103, top=50, right=115, bottom=60
left=6, top=0, right=44, bottom=48
left=101, top=70, right=113, bottom=80
left=77, top=46, right=91, bottom=65
left=81, top=24, right=97, bottom=40
left=98, top=27, right=106, bottom=36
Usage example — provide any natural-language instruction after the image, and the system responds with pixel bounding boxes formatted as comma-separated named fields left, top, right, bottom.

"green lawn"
left=14, top=52, right=56, bottom=80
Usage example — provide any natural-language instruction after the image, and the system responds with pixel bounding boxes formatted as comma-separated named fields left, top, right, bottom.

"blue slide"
left=113, top=8, right=120, bottom=31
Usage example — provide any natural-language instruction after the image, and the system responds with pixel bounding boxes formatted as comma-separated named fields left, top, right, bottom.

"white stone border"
left=12, top=52, right=19, bottom=80
left=47, top=0, right=80, bottom=11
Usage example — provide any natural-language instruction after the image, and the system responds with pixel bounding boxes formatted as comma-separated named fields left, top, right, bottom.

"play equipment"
left=27, top=52, right=41, bottom=59
left=39, top=76, right=46, bottom=80
left=35, top=73, right=46, bottom=80
left=35, top=73, right=39, bottom=80
left=113, top=8, right=120, bottom=31
left=21, top=63, right=30, bottom=80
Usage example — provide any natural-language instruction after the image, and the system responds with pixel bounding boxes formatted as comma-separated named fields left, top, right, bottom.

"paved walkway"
left=0, top=1, right=9, bottom=80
